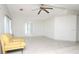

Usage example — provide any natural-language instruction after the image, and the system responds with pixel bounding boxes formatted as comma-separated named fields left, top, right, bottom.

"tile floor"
left=8, top=36, right=79, bottom=54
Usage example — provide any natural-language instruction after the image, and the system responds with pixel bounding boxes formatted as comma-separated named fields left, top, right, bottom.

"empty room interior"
left=1, top=4, right=79, bottom=54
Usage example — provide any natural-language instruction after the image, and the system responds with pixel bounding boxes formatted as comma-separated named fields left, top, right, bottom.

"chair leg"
left=21, top=49, right=23, bottom=54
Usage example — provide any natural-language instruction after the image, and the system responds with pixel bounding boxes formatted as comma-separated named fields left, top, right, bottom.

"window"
left=25, top=22, right=31, bottom=36
left=4, top=16, right=12, bottom=34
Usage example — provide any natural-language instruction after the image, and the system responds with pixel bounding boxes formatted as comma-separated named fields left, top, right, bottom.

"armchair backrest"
left=0, top=34, right=11, bottom=44
left=0, top=33, right=13, bottom=54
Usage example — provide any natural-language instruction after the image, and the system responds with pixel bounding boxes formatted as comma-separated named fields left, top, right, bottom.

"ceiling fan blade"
left=41, top=4, right=43, bottom=5
left=38, top=9, right=42, bottom=15
left=43, top=9, right=49, bottom=13
left=44, top=8, right=53, bottom=9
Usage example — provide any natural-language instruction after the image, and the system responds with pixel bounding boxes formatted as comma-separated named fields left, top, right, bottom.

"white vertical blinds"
left=4, top=16, right=12, bottom=34
left=25, top=22, right=31, bottom=36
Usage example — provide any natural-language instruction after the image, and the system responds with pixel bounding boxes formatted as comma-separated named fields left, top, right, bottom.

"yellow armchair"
left=0, top=33, right=26, bottom=54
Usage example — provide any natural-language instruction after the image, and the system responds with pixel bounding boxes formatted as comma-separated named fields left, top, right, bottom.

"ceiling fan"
left=37, top=4, right=53, bottom=15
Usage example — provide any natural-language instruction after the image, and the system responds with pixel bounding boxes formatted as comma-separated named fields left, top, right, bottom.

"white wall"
left=43, top=15, right=77, bottom=41
left=12, top=18, right=26, bottom=37
left=31, top=20, right=44, bottom=36
left=54, top=15, right=77, bottom=41
left=12, top=15, right=77, bottom=41
left=12, top=17, right=45, bottom=37
left=43, top=17, right=54, bottom=38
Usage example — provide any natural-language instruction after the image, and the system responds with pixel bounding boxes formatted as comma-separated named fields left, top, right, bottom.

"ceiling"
left=52, top=4, right=79, bottom=11
left=6, top=4, right=79, bottom=20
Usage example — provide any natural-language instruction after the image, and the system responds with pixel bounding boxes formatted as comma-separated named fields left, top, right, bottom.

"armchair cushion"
left=5, top=41, right=25, bottom=51
left=11, top=38, right=25, bottom=42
